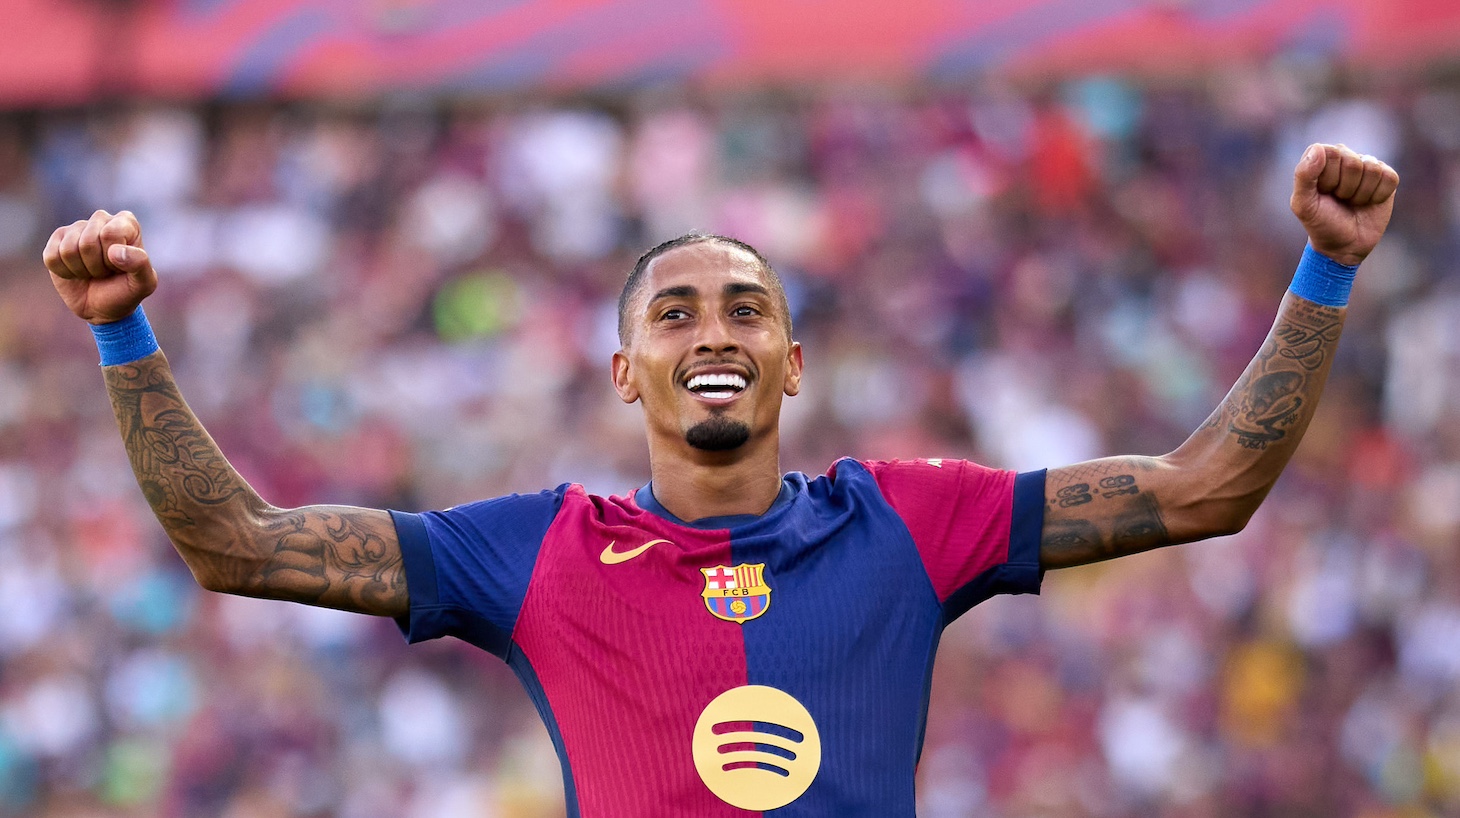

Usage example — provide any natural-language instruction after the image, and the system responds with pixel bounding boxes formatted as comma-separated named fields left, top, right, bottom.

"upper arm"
left=236, top=505, right=408, bottom=618
left=1039, top=455, right=1187, bottom=570
left=390, top=489, right=565, bottom=652
left=860, top=459, right=1043, bottom=612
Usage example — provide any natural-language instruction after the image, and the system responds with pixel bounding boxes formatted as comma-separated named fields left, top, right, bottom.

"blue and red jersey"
left=390, top=458, right=1045, bottom=817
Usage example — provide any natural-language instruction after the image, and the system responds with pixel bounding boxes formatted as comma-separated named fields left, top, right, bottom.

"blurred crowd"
left=2, top=61, right=1460, bottom=817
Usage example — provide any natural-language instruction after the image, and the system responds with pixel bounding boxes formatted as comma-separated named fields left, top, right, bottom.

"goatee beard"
left=685, top=415, right=751, bottom=451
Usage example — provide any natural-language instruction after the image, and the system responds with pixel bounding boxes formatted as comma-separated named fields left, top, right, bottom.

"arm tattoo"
left=1274, top=315, right=1343, bottom=371
left=257, top=510, right=405, bottom=612
left=1041, top=518, right=1103, bottom=557
left=1203, top=299, right=1337, bottom=449
left=1041, top=463, right=1171, bottom=568
left=1213, top=299, right=1342, bottom=451
left=104, top=354, right=406, bottom=616
left=1112, top=493, right=1170, bottom=544
left=106, top=365, right=246, bottom=526
left=1229, top=371, right=1304, bottom=450
left=1044, top=295, right=1346, bottom=569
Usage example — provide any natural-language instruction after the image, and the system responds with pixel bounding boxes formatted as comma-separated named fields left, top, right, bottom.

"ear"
left=783, top=341, right=804, bottom=397
left=611, top=349, right=640, bottom=404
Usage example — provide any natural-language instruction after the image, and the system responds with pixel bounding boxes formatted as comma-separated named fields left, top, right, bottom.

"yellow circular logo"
left=691, top=685, right=821, bottom=811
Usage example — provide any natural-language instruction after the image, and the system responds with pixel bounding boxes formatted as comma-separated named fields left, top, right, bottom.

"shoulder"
left=822, top=457, right=1011, bottom=493
left=427, top=484, right=574, bottom=528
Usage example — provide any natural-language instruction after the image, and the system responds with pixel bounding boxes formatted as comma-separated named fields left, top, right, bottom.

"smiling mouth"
left=685, top=372, right=748, bottom=401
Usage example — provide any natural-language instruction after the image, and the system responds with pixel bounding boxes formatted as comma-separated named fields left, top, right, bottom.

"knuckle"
left=102, top=214, right=136, bottom=240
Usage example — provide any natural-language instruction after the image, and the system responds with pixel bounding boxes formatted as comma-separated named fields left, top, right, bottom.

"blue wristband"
left=1288, top=244, right=1358, bottom=307
left=90, top=306, right=160, bottom=366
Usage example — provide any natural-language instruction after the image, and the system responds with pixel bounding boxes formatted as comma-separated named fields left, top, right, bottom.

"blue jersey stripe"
left=738, top=464, right=937, bottom=817
left=390, top=509, right=435, bottom=604
left=1009, top=469, right=1047, bottom=578
left=509, top=649, right=582, bottom=818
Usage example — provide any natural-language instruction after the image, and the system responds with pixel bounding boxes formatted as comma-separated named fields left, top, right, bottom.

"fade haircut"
left=617, top=233, right=793, bottom=347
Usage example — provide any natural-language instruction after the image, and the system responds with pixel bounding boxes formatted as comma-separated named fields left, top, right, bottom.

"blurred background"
left=3, top=0, right=1460, bottom=816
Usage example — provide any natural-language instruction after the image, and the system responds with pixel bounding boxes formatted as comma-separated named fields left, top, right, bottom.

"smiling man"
left=44, top=143, right=1397, bottom=816
left=612, top=235, right=803, bottom=519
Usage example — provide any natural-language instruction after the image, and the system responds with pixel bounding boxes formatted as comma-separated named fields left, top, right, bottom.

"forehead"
left=638, top=242, right=771, bottom=299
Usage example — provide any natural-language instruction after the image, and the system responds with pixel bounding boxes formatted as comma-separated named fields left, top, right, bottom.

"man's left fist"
left=1290, top=143, right=1400, bottom=268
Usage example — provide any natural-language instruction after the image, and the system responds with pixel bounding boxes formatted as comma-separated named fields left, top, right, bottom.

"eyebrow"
left=648, top=285, right=698, bottom=303
left=725, top=282, right=770, bottom=297
left=647, top=282, right=771, bottom=304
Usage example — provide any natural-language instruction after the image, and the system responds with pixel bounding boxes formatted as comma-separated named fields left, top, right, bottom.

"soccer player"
left=44, top=143, right=1396, bottom=816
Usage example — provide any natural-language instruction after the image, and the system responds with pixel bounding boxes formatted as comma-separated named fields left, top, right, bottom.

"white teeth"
left=687, top=373, right=747, bottom=393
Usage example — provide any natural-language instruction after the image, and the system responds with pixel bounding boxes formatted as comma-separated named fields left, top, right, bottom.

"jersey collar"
left=635, top=478, right=796, bottom=530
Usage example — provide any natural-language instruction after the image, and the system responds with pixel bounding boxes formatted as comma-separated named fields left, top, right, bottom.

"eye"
left=660, top=308, right=690, bottom=321
left=732, top=305, right=761, bottom=318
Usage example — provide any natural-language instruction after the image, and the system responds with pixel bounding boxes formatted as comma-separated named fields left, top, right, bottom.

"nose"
left=694, top=311, right=739, bottom=355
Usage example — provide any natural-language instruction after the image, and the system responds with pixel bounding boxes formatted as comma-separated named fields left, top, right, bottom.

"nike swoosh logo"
left=600, top=539, right=671, bottom=565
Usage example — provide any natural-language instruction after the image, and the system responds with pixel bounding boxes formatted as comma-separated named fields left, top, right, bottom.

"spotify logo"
left=691, top=685, right=821, bottom=810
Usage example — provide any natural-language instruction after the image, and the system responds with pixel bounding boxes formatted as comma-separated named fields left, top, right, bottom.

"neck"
left=646, top=436, right=784, bottom=522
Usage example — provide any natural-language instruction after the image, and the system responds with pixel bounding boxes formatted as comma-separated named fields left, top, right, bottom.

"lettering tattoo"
left=104, top=355, right=406, bottom=616
left=1273, top=317, right=1343, bottom=371
left=1041, top=462, right=1171, bottom=568
left=1055, top=483, right=1093, bottom=508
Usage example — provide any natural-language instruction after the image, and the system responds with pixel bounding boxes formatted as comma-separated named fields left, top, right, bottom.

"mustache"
left=676, top=358, right=756, bottom=383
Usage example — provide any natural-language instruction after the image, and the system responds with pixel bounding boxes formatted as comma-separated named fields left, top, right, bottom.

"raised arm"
left=44, top=211, right=407, bottom=617
left=1040, top=144, right=1399, bottom=570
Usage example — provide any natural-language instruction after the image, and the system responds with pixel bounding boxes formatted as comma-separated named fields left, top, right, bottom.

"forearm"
left=1168, top=291, right=1345, bottom=533
left=1040, top=292, right=1345, bottom=569
left=104, top=350, right=259, bottom=565
left=1039, top=145, right=1396, bottom=570
left=103, top=351, right=406, bottom=615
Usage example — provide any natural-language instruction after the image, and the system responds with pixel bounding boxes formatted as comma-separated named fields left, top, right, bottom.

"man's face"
left=612, top=242, right=802, bottom=454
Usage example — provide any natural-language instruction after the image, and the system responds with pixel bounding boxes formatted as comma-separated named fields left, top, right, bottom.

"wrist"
left=1289, top=243, right=1358, bottom=307
left=90, top=306, right=160, bottom=366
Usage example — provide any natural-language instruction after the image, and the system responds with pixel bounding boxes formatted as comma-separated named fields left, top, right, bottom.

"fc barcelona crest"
left=700, top=564, right=772, bottom=623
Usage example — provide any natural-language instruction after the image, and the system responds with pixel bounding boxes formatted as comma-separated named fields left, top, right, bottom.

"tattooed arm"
left=45, top=211, right=406, bottom=616
left=101, top=352, right=406, bottom=615
left=1041, top=295, right=1342, bottom=568
left=1040, top=144, right=1399, bottom=569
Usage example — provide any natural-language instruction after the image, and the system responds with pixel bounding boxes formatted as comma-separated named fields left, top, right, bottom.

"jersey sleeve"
left=861, top=459, right=1046, bottom=621
left=389, top=486, right=566, bottom=658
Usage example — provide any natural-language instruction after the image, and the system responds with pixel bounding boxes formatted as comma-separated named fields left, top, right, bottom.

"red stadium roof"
left=8, top=0, right=1460, bottom=106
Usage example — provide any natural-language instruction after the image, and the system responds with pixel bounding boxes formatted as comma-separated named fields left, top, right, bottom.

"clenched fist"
left=43, top=210, right=158, bottom=325
left=1291, top=143, right=1400, bottom=268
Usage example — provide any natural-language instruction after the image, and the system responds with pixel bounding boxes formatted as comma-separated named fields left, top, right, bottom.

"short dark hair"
left=617, top=233, right=792, bottom=346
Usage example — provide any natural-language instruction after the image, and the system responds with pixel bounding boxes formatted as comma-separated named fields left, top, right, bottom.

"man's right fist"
left=43, top=210, right=158, bottom=325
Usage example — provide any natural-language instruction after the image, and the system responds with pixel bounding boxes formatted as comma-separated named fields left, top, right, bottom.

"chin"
left=685, top=415, right=751, bottom=451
